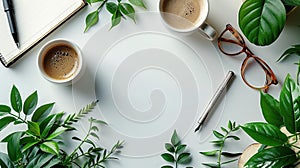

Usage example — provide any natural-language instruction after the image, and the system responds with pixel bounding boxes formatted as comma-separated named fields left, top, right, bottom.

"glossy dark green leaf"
left=120, top=3, right=135, bottom=22
left=221, top=152, right=242, bottom=157
left=260, top=91, right=283, bottom=127
left=23, top=91, right=38, bottom=115
left=238, top=0, right=286, bottom=46
left=22, top=139, right=39, bottom=152
left=40, top=141, right=59, bottom=155
left=165, top=143, right=175, bottom=153
left=106, top=2, right=118, bottom=14
left=45, top=127, right=67, bottom=140
left=242, top=122, right=287, bottom=146
left=10, top=85, right=22, bottom=113
left=220, top=127, right=228, bottom=134
left=110, top=8, right=122, bottom=30
left=0, top=105, right=11, bottom=113
left=228, top=120, right=233, bottom=130
left=175, top=144, right=187, bottom=153
left=28, top=121, right=41, bottom=137
left=84, top=10, right=99, bottom=32
left=245, top=146, right=297, bottom=167
left=171, top=130, right=180, bottom=146
left=0, top=117, right=15, bottom=131
left=282, top=0, right=300, bottom=5
left=40, top=114, right=57, bottom=138
left=213, top=130, right=224, bottom=139
left=7, top=132, right=22, bottom=162
left=161, top=153, right=175, bottom=162
left=279, top=74, right=300, bottom=133
left=200, top=150, right=218, bottom=156
left=129, top=0, right=146, bottom=9
left=31, top=103, right=54, bottom=122
left=177, top=153, right=192, bottom=164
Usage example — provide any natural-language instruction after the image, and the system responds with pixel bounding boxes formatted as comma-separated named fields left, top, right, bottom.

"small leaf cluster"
left=161, top=130, right=193, bottom=168
left=200, top=121, right=241, bottom=168
left=241, top=74, right=300, bottom=167
left=85, top=0, right=146, bottom=32
left=0, top=85, right=123, bottom=168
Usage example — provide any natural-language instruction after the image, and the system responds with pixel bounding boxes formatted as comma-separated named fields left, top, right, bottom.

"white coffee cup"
left=159, top=0, right=217, bottom=40
left=37, top=39, right=84, bottom=85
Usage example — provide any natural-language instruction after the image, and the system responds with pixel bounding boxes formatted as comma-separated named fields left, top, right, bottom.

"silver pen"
left=194, top=70, right=235, bottom=132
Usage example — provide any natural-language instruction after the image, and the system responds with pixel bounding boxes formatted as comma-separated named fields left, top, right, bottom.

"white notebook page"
left=0, top=0, right=85, bottom=66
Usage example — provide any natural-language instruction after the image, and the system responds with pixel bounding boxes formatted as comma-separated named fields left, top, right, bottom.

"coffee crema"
left=161, top=0, right=201, bottom=29
left=42, top=44, right=79, bottom=80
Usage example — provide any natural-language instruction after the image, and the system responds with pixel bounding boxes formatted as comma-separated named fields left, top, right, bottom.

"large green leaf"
left=23, top=91, right=38, bottom=115
left=242, top=122, right=287, bottom=146
left=279, top=74, right=300, bottom=134
left=31, top=103, right=54, bottom=122
left=0, top=117, right=15, bottom=131
left=40, top=114, right=57, bottom=138
left=27, top=121, right=41, bottom=137
left=45, top=127, right=68, bottom=140
left=238, top=0, right=286, bottom=46
left=245, top=146, right=297, bottom=167
left=7, top=132, right=23, bottom=162
left=260, top=91, right=283, bottom=127
left=40, top=141, right=59, bottom=155
left=10, top=85, right=22, bottom=113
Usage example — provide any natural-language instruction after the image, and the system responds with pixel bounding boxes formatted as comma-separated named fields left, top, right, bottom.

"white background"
left=0, top=0, right=300, bottom=167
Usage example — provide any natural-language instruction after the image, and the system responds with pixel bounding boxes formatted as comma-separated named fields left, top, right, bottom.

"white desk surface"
left=1, top=0, right=300, bottom=167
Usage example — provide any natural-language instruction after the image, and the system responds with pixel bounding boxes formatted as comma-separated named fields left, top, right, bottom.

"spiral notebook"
left=0, top=0, right=86, bottom=67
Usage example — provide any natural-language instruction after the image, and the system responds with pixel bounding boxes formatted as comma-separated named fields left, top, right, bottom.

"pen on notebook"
left=3, top=0, right=19, bottom=48
left=194, top=70, right=235, bottom=132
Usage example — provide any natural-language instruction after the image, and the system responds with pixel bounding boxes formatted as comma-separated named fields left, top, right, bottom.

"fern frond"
left=62, top=100, right=99, bottom=128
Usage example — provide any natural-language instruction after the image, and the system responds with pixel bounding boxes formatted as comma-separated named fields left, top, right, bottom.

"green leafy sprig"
left=161, top=130, right=193, bottom=168
left=239, top=74, right=300, bottom=167
left=84, top=0, right=146, bottom=32
left=200, top=120, right=241, bottom=168
left=0, top=85, right=123, bottom=168
left=60, top=117, right=124, bottom=167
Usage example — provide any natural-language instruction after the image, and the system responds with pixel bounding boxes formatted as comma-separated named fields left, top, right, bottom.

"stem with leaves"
left=84, top=0, right=146, bottom=32
left=161, top=130, right=193, bottom=168
left=0, top=85, right=124, bottom=168
left=200, top=121, right=241, bottom=168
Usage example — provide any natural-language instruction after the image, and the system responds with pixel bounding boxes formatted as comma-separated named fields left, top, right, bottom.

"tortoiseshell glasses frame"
left=217, top=24, right=278, bottom=92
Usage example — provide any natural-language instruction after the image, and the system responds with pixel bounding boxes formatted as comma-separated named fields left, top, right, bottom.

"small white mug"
left=37, top=39, right=84, bottom=85
left=159, top=0, right=217, bottom=40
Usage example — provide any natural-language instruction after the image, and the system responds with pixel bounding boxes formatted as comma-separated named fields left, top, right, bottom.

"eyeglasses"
left=217, top=24, right=278, bottom=92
